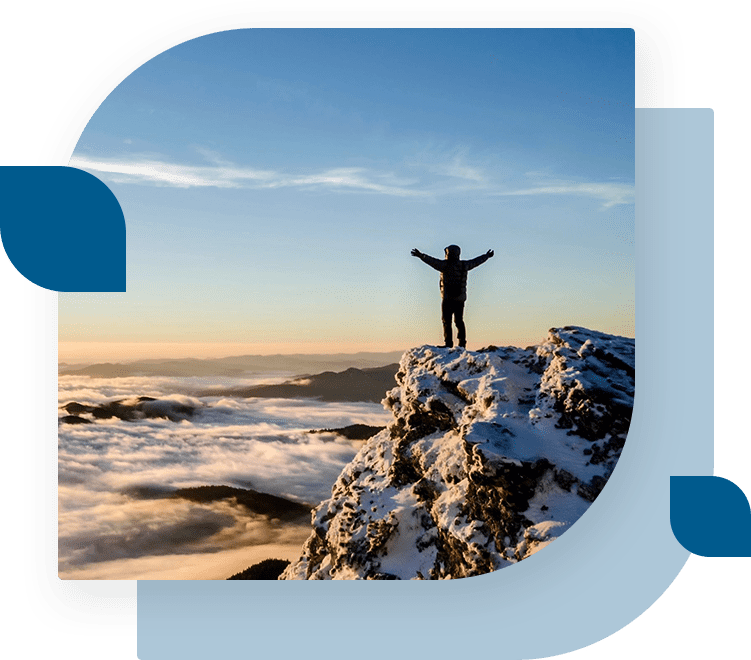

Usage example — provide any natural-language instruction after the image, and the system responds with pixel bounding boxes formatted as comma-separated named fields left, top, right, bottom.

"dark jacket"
left=416, top=249, right=492, bottom=302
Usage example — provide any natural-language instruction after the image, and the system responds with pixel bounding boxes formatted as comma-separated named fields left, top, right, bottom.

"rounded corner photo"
left=58, top=27, right=635, bottom=581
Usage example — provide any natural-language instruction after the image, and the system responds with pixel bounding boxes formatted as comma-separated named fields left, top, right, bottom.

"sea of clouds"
left=58, top=373, right=391, bottom=579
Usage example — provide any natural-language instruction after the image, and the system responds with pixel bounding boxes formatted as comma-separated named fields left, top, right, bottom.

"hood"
left=444, top=245, right=461, bottom=260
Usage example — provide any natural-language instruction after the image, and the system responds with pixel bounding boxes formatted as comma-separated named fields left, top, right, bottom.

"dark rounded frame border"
left=24, top=2, right=685, bottom=635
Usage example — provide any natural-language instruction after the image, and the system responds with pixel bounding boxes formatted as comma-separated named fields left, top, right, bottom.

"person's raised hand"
left=411, top=248, right=421, bottom=257
left=486, top=249, right=494, bottom=258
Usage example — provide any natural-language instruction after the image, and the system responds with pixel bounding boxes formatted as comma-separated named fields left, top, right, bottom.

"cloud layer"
left=58, top=374, right=391, bottom=579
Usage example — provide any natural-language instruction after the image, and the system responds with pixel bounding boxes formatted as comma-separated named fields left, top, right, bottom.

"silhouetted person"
left=411, top=245, right=494, bottom=349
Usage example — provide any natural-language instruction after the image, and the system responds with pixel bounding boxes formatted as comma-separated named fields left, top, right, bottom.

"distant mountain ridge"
left=58, top=351, right=406, bottom=378
left=202, top=364, right=400, bottom=403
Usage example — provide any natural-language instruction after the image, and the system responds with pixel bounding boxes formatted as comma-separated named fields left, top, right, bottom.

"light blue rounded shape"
left=136, top=109, right=714, bottom=659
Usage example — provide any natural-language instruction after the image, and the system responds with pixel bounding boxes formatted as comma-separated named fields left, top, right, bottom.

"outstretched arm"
left=411, top=248, right=444, bottom=271
left=465, top=249, right=494, bottom=270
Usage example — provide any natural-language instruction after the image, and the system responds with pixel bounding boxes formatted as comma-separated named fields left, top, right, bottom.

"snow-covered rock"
left=280, top=326, right=634, bottom=580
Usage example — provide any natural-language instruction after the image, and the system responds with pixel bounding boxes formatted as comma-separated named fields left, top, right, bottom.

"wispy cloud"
left=70, top=154, right=427, bottom=198
left=429, top=153, right=486, bottom=184
left=407, top=146, right=494, bottom=192
left=71, top=155, right=277, bottom=189
left=273, top=168, right=425, bottom=197
left=493, top=181, right=634, bottom=208
left=70, top=151, right=634, bottom=207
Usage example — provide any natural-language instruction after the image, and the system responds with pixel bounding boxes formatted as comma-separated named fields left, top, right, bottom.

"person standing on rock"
left=411, top=244, right=494, bottom=349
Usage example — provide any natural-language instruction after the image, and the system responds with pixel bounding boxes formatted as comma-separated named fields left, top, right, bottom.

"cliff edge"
left=281, top=326, right=634, bottom=580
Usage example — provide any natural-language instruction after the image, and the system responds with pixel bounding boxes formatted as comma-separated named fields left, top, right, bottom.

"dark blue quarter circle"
left=0, top=166, right=126, bottom=292
left=670, top=475, right=751, bottom=557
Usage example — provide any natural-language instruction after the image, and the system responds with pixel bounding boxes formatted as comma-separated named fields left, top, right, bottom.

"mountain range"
left=58, top=351, right=405, bottom=378
left=201, top=364, right=399, bottom=403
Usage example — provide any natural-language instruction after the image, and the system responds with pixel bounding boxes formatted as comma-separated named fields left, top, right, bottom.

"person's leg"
left=441, top=299, right=454, bottom=347
left=455, top=301, right=466, bottom=348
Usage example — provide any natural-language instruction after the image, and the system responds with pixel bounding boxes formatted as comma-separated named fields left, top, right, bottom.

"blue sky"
left=61, top=28, right=634, bottom=359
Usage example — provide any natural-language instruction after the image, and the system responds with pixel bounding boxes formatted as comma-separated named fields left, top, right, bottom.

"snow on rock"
left=280, top=326, right=634, bottom=580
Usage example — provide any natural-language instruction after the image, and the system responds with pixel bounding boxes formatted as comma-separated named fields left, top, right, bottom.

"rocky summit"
left=280, top=326, right=634, bottom=580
